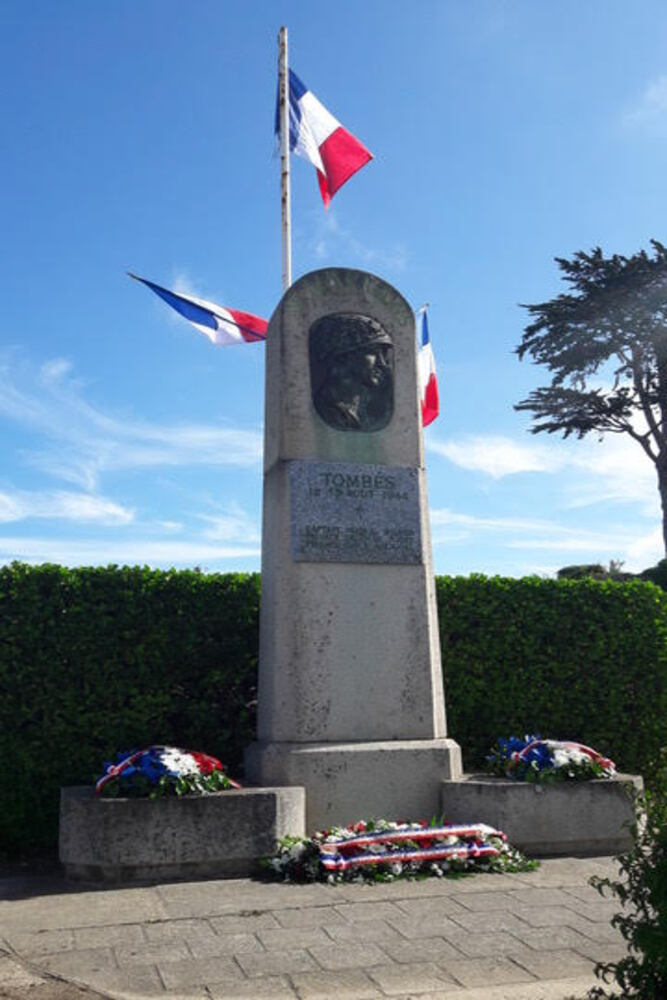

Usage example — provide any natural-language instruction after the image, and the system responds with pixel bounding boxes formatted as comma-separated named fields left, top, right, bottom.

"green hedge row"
left=1, top=564, right=666, bottom=855
left=0, top=564, right=260, bottom=855
left=438, top=575, right=667, bottom=775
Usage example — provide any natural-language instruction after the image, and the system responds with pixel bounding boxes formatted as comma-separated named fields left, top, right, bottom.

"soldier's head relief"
left=309, top=313, right=394, bottom=432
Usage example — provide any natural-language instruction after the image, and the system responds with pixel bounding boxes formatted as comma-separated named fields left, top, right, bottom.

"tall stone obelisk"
left=245, top=268, right=461, bottom=831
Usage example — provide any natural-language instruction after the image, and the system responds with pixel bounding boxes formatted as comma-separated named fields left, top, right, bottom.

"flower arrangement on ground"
left=486, top=735, right=616, bottom=783
left=265, top=818, right=538, bottom=883
left=95, top=745, right=242, bottom=798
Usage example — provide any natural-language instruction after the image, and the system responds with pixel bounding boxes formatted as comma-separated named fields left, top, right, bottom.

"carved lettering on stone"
left=290, top=460, right=421, bottom=564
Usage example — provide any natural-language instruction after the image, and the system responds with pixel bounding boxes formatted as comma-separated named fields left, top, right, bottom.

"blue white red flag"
left=278, top=69, right=373, bottom=208
left=129, top=274, right=267, bottom=346
left=417, top=307, right=440, bottom=426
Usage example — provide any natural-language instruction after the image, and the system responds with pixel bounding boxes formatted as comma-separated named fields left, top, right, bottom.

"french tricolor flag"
left=417, top=307, right=440, bottom=427
left=281, top=69, right=373, bottom=207
left=129, top=274, right=267, bottom=346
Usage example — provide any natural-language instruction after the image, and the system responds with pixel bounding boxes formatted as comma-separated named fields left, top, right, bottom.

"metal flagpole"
left=278, top=26, right=292, bottom=291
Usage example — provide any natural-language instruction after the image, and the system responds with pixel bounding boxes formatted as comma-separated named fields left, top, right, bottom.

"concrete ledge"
left=441, top=772, right=642, bottom=856
left=59, top=785, right=305, bottom=881
left=246, top=738, right=462, bottom=832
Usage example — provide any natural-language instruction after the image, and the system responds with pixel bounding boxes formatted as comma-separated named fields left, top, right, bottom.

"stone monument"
left=245, top=268, right=462, bottom=831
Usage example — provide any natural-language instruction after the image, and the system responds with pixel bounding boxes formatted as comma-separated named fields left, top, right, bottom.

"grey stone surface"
left=308, top=940, right=388, bottom=971
left=0, top=950, right=50, bottom=990
left=235, top=948, right=319, bottom=977
left=508, top=947, right=596, bottom=979
left=257, top=926, right=331, bottom=951
left=263, top=268, right=422, bottom=471
left=273, top=906, right=347, bottom=928
left=248, top=267, right=460, bottom=831
left=247, top=739, right=462, bottom=832
left=367, top=961, right=459, bottom=994
left=0, top=883, right=168, bottom=932
left=37, top=946, right=116, bottom=976
left=290, top=968, right=382, bottom=999
left=157, top=954, right=239, bottom=988
left=441, top=955, right=535, bottom=988
left=2, top=857, right=629, bottom=1000
left=290, top=459, right=421, bottom=564
left=324, top=919, right=404, bottom=944
left=377, top=935, right=464, bottom=963
left=442, top=773, right=642, bottom=856
left=59, top=784, right=305, bottom=881
left=208, top=975, right=298, bottom=999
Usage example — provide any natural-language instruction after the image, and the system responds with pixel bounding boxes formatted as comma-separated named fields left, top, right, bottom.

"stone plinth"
left=247, top=739, right=462, bottom=832
left=245, top=268, right=461, bottom=831
left=441, top=773, right=642, bottom=856
left=59, top=785, right=305, bottom=881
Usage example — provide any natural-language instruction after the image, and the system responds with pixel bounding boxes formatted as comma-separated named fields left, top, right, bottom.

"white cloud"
left=430, top=430, right=658, bottom=515
left=430, top=508, right=554, bottom=532
left=429, top=503, right=658, bottom=573
left=627, top=530, right=664, bottom=567
left=157, top=520, right=183, bottom=533
left=308, top=212, right=408, bottom=273
left=623, top=74, right=667, bottom=130
left=565, top=437, right=658, bottom=515
left=508, top=535, right=630, bottom=553
left=0, top=488, right=133, bottom=525
left=0, top=359, right=262, bottom=490
left=0, top=536, right=260, bottom=569
left=428, top=435, right=563, bottom=478
left=198, top=502, right=261, bottom=544
left=431, top=506, right=634, bottom=551
left=40, top=358, right=73, bottom=383
left=0, top=493, right=23, bottom=522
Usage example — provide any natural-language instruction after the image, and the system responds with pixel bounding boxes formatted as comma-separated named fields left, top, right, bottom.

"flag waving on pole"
left=278, top=68, right=373, bottom=208
left=129, top=274, right=267, bottom=346
left=417, top=306, right=440, bottom=426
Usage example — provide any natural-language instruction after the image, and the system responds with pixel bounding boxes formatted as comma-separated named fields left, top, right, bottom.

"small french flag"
left=280, top=69, right=373, bottom=208
left=129, top=274, right=267, bottom=346
left=417, top=307, right=439, bottom=427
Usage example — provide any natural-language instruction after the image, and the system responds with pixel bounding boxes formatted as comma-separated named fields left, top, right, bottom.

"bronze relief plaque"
left=309, top=313, right=394, bottom=432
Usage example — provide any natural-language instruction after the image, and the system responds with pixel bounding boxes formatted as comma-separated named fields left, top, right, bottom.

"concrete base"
left=441, top=773, right=643, bottom=856
left=245, top=739, right=462, bottom=832
left=59, top=785, right=305, bottom=881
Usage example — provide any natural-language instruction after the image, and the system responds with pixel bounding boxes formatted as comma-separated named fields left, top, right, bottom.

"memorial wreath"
left=486, top=735, right=616, bottom=783
left=265, top=818, right=537, bottom=883
left=95, top=745, right=242, bottom=798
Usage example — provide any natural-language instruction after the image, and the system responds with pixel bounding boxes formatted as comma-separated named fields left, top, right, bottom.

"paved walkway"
left=0, top=857, right=626, bottom=1000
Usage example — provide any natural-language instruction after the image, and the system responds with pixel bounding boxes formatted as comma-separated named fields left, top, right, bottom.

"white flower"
left=159, top=748, right=199, bottom=776
left=390, top=863, right=403, bottom=875
left=552, top=747, right=588, bottom=768
left=288, top=842, right=306, bottom=861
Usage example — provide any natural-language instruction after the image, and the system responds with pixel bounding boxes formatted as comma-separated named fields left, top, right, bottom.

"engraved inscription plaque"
left=290, top=459, right=421, bottom=564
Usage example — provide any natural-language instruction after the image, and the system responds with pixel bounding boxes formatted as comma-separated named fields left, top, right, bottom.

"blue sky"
left=2, top=0, right=667, bottom=577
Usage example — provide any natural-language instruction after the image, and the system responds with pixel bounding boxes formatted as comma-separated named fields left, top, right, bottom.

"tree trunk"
left=658, top=459, right=667, bottom=557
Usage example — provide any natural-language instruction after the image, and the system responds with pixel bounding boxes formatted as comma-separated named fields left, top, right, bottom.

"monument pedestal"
left=249, top=268, right=461, bottom=834
left=441, top=773, right=642, bottom=856
left=246, top=739, right=462, bottom=832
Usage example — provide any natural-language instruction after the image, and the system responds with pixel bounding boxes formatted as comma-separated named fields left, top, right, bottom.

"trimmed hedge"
left=0, top=564, right=260, bottom=855
left=438, top=575, right=667, bottom=776
left=1, top=564, right=666, bottom=855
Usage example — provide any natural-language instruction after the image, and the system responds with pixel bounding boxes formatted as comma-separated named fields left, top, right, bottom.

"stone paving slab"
left=0, top=857, right=626, bottom=1000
